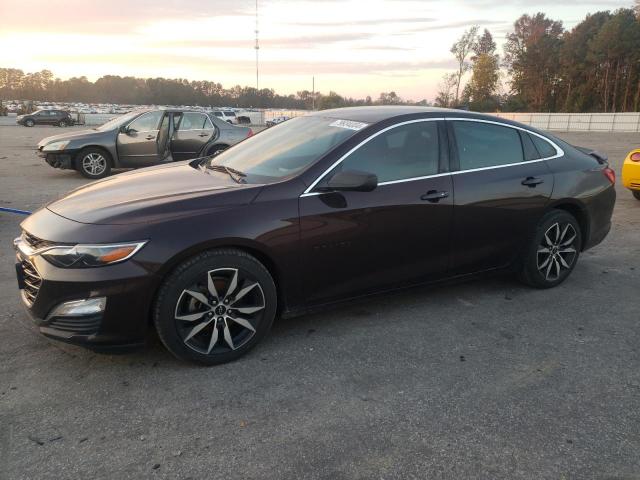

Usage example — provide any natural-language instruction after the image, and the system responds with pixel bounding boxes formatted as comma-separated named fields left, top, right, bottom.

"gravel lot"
left=0, top=124, right=639, bottom=479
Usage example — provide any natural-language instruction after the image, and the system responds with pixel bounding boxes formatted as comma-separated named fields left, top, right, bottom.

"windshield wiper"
left=206, top=163, right=247, bottom=183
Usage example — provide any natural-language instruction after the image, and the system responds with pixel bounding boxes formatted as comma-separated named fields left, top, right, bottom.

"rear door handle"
left=421, top=190, right=449, bottom=202
left=198, top=133, right=210, bottom=137
left=522, top=176, right=544, bottom=187
left=145, top=135, right=156, bottom=140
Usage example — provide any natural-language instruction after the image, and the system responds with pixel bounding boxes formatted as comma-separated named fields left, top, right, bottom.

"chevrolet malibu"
left=14, top=107, right=616, bottom=365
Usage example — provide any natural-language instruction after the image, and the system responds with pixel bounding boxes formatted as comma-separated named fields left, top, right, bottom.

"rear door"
left=117, top=110, right=164, bottom=167
left=171, top=112, right=216, bottom=160
left=299, top=119, right=453, bottom=304
left=447, top=119, right=555, bottom=275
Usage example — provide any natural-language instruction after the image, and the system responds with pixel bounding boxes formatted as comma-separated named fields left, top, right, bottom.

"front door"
left=447, top=119, right=555, bottom=275
left=117, top=110, right=164, bottom=167
left=171, top=112, right=216, bottom=160
left=299, top=119, right=453, bottom=305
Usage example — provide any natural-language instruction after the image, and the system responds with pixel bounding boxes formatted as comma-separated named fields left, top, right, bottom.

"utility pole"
left=255, top=0, right=260, bottom=92
left=312, top=76, right=315, bottom=110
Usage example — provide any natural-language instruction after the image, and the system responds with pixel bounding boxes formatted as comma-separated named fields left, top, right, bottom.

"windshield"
left=207, top=116, right=366, bottom=183
left=95, top=111, right=144, bottom=131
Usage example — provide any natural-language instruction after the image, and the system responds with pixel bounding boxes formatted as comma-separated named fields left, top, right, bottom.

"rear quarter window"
left=531, top=134, right=558, bottom=158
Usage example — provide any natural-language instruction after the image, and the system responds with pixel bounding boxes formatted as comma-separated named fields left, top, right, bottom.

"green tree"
left=465, top=29, right=500, bottom=111
left=450, top=26, right=479, bottom=105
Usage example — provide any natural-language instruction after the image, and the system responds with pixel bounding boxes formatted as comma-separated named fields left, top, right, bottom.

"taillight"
left=246, top=129, right=254, bottom=138
left=603, top=167, right=615, bottom=184
left=630, top=152, right=640, bottom=162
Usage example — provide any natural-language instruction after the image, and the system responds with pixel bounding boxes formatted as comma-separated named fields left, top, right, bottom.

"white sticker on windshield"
left=329, top=119, right=369, bottom=131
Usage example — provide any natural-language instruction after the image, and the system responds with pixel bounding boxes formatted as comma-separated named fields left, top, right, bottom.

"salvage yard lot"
left=0, top=125, right=639, bottom=479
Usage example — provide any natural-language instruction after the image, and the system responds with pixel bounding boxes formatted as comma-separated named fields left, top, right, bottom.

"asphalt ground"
left=0, top=124, right=639, bottom=479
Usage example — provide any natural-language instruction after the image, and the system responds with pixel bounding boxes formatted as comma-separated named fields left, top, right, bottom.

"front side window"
left=336, top=121, right=439, bottom=183
left=127, top=111, right=163, bottom=132
left=452, top=121, right=523, bottom=171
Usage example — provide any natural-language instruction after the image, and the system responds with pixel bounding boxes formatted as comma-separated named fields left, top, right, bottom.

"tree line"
left=436, top=5, right=640, bottom=112
left=0, top=68, right=426, bottom=110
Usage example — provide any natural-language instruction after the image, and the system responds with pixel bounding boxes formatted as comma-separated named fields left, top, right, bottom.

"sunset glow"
left=0, top=0, right=629, bottom=100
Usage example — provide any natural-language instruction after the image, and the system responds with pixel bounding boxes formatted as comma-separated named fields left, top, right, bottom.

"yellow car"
left=622, top=148, right=640, bottom=201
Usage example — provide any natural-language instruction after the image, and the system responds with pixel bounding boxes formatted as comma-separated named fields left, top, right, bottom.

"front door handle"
left=522, top=176, right=544, bottom=187
left=145, top=134, right=156, bottom=140
left=421, top=190, right=449, bottom=202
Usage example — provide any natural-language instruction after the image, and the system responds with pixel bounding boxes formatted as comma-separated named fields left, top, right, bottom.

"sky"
left=0, top=0, right=631, bottom=101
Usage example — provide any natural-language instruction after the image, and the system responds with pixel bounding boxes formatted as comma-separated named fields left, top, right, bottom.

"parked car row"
left=15, top=106, right=616, bottom=365
left=36, top=108, right=254, bottom=178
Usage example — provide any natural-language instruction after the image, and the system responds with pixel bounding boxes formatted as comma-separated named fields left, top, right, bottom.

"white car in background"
left=266, top=115, right=291, bottom=127
left=211, top=110, right=238, bottom=124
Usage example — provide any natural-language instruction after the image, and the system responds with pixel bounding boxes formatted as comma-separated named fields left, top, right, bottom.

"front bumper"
left=38, top=148, right=79, bottom=170
left=14, top=242, right=156, bottom=350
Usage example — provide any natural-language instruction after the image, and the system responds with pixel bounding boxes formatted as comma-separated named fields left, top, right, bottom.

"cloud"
left=292, top=17, right=436, bottom=27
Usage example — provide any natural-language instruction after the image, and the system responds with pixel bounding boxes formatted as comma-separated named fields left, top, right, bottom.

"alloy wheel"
left=82, top=153, right=106, bottom=176
left=536, top=222, right=578, bottom=281
left=174, top=268, right=266, bottom=355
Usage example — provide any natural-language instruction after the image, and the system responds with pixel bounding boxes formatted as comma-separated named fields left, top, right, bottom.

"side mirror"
left=325, top=169, right=378, bottom=192
left=119, top=125, right=129, bottom=134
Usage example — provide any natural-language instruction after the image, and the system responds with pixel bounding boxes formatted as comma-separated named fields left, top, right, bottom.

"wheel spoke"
left=559, top=247, right=576, bottom=254
left=234, top=305, right=265, bottom=315
left=538, top=253, right=552, bottom=269
left=206, top=271, right=219, bottom=299
left=225, top=269, right=239, bottom=299
left=545, top=259, right=554, bottom=280
left=223, top=322, right=235, bottom=350
left=206, top=325, right=219, bottom=353
left=228, top=316, right=256, bottom=332
left=554, top=257, right=561, bottom=278
left=558, top=255, right=570, bottom=269
left=231, top=282, right=258, bottom=304
left=184, top=319, right=212, bottom=342
left=184, top=289, right=210, bottom=306
left=559, top=224, right=570, bottom=244
left=176, top=311, right=208, bottom=322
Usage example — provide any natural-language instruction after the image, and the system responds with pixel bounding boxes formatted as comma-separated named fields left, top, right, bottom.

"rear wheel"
left=632, top=191, right=640, bottom=201
left=518, top=210, right=582, bottom=289
left=76, top=148, right=112, bottom=179
left=154, top=249, right=277, bottom=365
left=58, top=119, right=67, bottom=127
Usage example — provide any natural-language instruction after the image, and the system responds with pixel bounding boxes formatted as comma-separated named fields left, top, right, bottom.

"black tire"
left=76, top=147, right=112, bottom=179
left=25, top=118, right=34, bottom=127
left=518, top=210, right=582, bottom=289
left=632, top=191, right=640, bottom=201
left=154, top=248, right=277, bottom=365
left=58, top=120, right=67, bottom=127
left=207, top=144, right=229, bottom=157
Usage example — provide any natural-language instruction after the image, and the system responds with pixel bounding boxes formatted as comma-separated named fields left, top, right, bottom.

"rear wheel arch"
left=547, top=201, right=589, bottom=250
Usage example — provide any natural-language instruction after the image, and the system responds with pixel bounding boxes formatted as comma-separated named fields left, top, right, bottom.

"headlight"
left=42, top=140, right=70, bottom=151
left=41, top=241, right=147, bottom=268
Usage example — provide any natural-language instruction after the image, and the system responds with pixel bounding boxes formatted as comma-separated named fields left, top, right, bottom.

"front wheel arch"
left=149, top=241, right=286, bottom=325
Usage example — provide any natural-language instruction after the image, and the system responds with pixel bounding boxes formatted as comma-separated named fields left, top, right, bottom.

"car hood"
left=46, top=161, right=263, bottom=225
left=37, top=128, right=107, bottom=148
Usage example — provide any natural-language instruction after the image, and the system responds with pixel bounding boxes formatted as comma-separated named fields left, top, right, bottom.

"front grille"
left=23, top=231, right=56, bottom=251
left=21, top=257, right=42, bottom=306
left=48, top=315, right=101, bottom=335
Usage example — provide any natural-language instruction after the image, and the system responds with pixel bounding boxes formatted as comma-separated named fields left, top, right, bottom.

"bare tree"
left=450, top=26, right=479, bottom=105
left=434, top=73, right=458, bottom=107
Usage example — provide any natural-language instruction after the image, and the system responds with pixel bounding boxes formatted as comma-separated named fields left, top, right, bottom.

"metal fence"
left=490, top=112, right=640, bottom=132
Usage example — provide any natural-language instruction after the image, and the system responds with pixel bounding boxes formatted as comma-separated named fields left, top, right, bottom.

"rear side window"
left=520, top=131, right=540, bottom=161
left=531, top=134, right=557, bottom=158
left=339, top=121, right=439, bottom=183
left=452, top=121, right=523, bottom=170
left=179, top=112, right=207, bottom=130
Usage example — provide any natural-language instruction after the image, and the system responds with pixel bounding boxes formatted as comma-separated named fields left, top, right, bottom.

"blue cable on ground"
left=0, top=207, right=32, bottom=216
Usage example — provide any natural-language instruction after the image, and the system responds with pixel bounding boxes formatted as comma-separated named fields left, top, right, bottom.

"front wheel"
left=518, top=210, right=582, bottom=289
left=25, top=119, right=34, bottom=127
left=154, top=249, right=277, bottom=365
left=632, top=191, right=640, bottom=201
left=58, top=120, right=67, bottom=127
left=76, top=148, right=112, bottom=179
